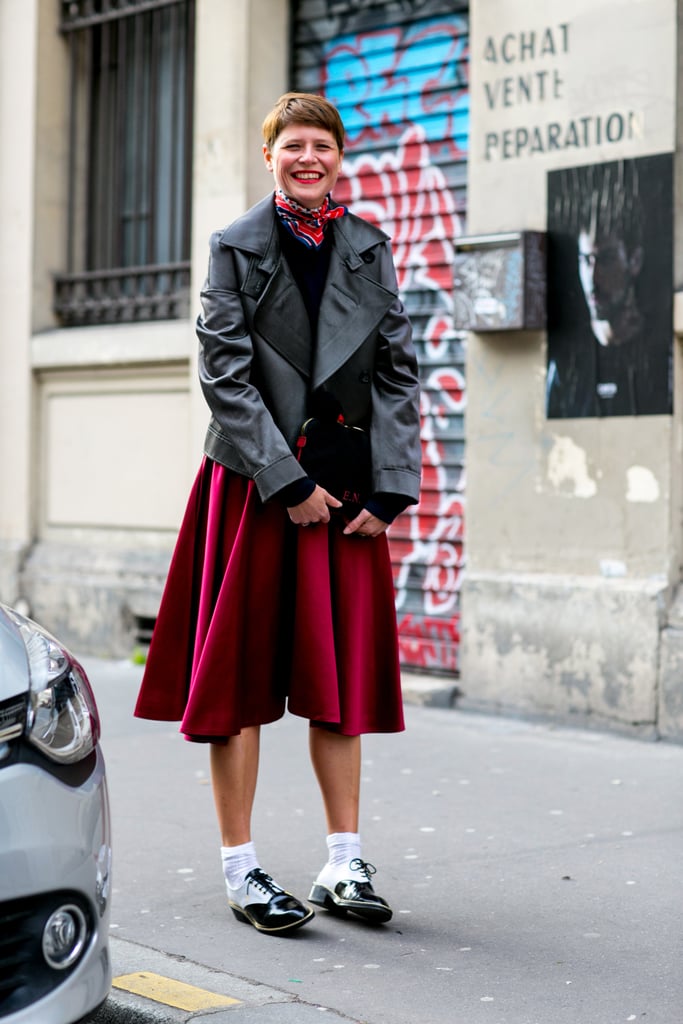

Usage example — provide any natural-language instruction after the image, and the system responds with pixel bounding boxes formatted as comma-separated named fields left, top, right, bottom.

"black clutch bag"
left=296, top=415, right=371, bottom=515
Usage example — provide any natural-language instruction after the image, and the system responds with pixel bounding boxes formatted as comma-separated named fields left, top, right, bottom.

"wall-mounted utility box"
left=453, top=231, right=546, bottom=332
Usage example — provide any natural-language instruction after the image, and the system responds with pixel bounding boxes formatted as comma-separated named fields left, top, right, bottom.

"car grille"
left=0, top=891, right=92, bottom=1018
left=0, top=696, right=26, bottom=744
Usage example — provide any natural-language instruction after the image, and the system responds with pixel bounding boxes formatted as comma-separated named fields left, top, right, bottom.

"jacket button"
left=359, top=371, right=371, bottom=383
left=362, top=251, right=375, bottom=263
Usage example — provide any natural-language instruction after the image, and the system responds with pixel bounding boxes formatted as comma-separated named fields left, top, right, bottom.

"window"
left=55, top=0, right=195, bottom=326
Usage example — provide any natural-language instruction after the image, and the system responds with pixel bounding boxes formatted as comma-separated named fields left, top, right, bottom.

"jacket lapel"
left=312, top=219, right=396, bottom=389
left=220, top=196, right=312, bottom=379
left=254, top=259, right=312, bottom=379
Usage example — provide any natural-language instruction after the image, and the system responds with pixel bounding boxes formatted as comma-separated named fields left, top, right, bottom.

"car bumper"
left=0, top=746, right=112, bottom=1024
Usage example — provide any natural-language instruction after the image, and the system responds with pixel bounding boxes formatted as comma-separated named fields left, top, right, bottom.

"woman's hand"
left=288, top=485, right=342, bottom=526
left=343, top=508, right=389, bottom=538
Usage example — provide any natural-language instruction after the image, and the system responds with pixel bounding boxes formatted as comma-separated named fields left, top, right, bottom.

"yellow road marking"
left=113, top=972, right=241, bottom=1011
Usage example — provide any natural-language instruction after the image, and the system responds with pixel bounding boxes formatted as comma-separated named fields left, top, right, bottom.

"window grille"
left=55, top=0, right=195, bottom=326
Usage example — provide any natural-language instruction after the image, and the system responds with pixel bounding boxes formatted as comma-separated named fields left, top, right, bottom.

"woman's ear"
left=263, top=144, right=273, bottom=172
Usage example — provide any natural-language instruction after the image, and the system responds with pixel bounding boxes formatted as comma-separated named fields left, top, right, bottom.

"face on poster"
left=546, top=154, right=673, bottom=418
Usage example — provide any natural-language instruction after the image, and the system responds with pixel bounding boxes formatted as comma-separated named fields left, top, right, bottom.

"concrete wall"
left=0, top=0, right=290, bottom=654
left=460, top=0, right=682, bottom=737
left=0, top=0, right=38, bottom=599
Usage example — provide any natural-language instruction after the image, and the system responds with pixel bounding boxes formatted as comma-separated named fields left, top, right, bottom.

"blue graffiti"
left=322, top=16, right=470, bottom=153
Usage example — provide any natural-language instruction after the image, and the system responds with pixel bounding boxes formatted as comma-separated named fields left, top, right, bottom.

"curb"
left=400, top=670, right=459, bottom=709
left=87, top=938, right=355, bottom=1023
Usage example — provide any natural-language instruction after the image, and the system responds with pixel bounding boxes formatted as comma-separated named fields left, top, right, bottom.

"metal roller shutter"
left=291, top=0, right=469, bottom=675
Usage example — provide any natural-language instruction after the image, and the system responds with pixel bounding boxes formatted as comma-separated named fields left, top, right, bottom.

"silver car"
left=0, top=603, right=112, bottom=1023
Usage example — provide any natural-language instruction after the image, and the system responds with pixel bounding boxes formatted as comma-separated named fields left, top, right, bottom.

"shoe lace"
left=247, top=869, right=284, bottom=898
left=349, top=858, right=377, bottom=882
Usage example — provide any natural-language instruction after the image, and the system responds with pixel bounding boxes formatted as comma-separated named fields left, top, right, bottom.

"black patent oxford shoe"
left=308, top=858, right=393, bottom=924
left=228, top=868, right=314, bottom=934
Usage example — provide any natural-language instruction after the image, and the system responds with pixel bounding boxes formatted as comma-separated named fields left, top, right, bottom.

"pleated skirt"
left=133, top=457, right=405, bottom=740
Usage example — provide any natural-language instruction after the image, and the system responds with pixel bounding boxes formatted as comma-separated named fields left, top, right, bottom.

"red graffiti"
left=336, top=125, right=466, bottom=670
left=335, top=125, right=460, bottom=297
left=397, top=612, right=461, bottom=672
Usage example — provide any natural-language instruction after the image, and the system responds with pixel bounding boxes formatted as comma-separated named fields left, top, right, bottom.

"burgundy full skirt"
left=134, top=457, right=405, bottom=740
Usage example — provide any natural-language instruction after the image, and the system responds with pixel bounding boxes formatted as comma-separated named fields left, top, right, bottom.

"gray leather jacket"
left=197, top=194, right=422, bottom=504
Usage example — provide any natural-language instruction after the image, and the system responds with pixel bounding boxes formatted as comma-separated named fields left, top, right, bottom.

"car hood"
left=0, top=604, right=31, bottom=701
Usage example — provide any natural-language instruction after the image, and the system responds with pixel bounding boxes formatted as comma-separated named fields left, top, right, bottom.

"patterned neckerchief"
left=274, top=189, right=348, bottom=249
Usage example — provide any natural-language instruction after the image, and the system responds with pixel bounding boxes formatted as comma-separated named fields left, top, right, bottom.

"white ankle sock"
left=327, top=832, right=362, bottom=866
left=316, top=832, right=366, bottom=887
left=221, top=841, right=260, bottom=891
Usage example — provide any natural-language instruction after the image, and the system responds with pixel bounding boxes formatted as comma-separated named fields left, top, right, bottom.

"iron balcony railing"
left=56, top=0, right=194, bottom=326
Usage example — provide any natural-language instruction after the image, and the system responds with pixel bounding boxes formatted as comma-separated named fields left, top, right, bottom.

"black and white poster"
left=546, top=154, right=673, bottom=418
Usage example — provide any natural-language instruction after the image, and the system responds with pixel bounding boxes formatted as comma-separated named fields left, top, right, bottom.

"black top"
left=277, top=220, right=333, bottom=343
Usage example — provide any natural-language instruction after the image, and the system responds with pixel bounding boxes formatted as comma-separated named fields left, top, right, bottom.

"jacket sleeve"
left=369, top=245, right=422, bottom=503
left=196, top=232, right=308, bottom=500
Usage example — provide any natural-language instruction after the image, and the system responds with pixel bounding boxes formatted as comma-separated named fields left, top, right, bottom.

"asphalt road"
left=83, top=656, right=683, bottom=1024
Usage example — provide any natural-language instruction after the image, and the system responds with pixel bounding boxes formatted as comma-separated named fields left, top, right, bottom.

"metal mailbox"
left=453, top=231, right=546, bottom=332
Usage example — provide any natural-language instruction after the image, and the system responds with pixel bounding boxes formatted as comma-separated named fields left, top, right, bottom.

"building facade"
left=460, top=0, right=683, bottom=740
left=1, top=0, right=681, bottom=739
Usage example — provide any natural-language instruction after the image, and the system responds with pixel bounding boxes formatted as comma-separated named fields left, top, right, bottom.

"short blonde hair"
left=262, top=92, right=345, bottom=152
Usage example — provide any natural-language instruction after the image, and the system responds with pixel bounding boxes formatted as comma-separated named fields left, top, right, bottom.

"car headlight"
left=6, top=608, right=100, bottom=764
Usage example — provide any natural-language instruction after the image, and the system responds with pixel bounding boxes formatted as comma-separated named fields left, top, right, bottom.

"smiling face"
left=263, top=124, right=343, bottom=210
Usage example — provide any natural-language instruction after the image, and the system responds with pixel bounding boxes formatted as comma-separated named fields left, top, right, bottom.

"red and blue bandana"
left=274, top=190, right=348, bottom=249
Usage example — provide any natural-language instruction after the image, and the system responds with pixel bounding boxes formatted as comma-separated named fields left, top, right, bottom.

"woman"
left=135, top=93, right=422, bottom=936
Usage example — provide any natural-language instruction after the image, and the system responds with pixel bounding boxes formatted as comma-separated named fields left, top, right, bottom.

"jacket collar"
left=218, top=193, right=389, bottom=270
left=218, top=195, right=280, bottom=275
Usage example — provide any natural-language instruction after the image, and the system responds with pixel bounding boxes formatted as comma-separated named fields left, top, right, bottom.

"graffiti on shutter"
left=292, top=0, right=469, bottom=674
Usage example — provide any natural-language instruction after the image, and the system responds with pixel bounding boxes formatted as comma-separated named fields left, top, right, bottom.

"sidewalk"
left=85, top=657, right=683, bottom=1024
